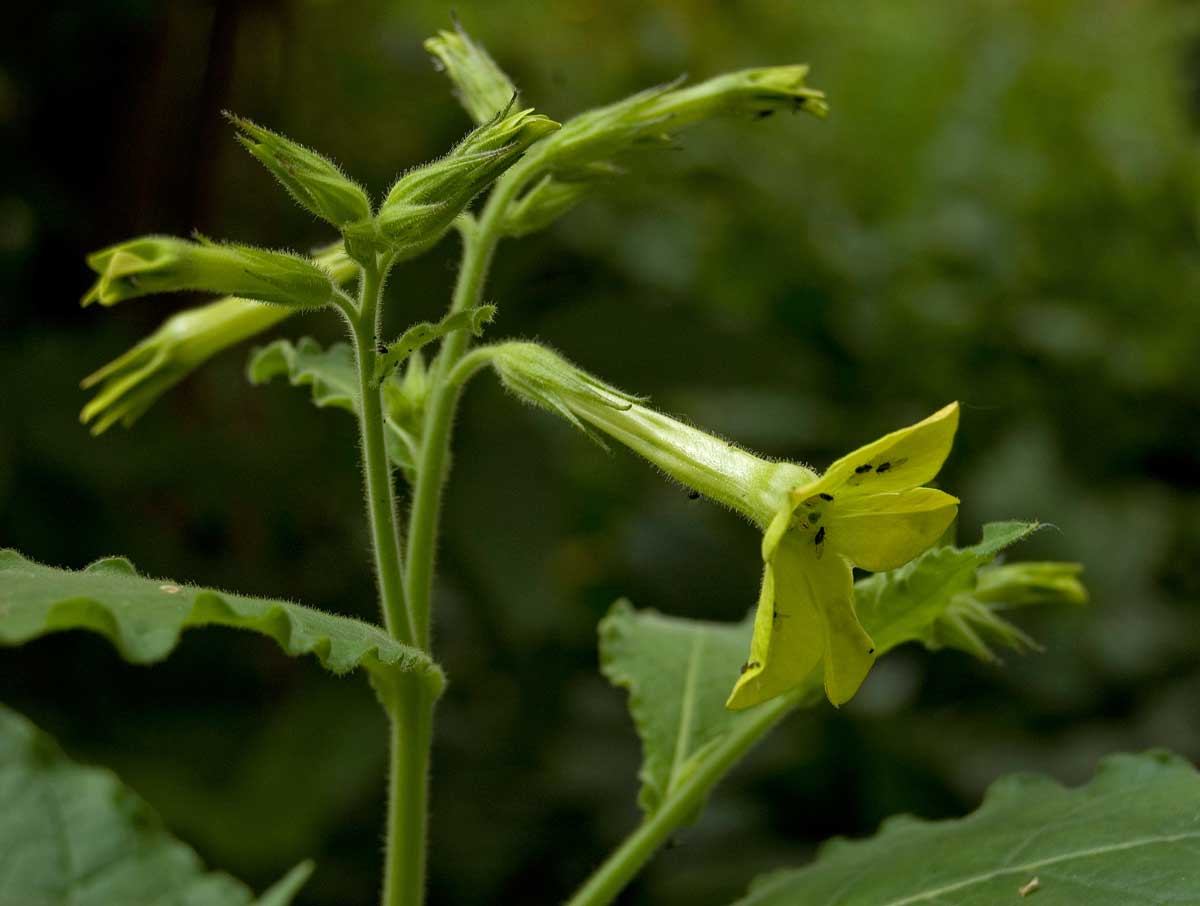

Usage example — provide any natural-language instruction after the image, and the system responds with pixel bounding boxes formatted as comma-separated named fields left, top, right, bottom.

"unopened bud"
left=370, top=108, right=559, bottom=259
left=82, top=236, right=336, bottom=309
left=424, top=23, right=518, bottom=126
left=228, top=115, right=371, bottom=228
left=501, top=168, right=615, bottom=238
left=538, top=65, right=826, bottom=177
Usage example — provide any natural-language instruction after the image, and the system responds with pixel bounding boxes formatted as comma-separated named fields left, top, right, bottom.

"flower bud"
left=935, top=562, right=1087, bottom=662
left=80, top=297, right=287, bottom=434
left=368, top=109, right=559, bottom=259
left=82, top=236, right=336, bottom=309
left=484, top=342, right=812, bottom=523
left=537, top=65, right=827, bottom=177
left=228, top=115, right=372, bottom=229
left=79, top=243, right=358, bottom=433
left=501, top=167, right=616, bottom=238
left=975, top=562, right=1088, bottom=609
left=424, top=23, right=518, bottom=126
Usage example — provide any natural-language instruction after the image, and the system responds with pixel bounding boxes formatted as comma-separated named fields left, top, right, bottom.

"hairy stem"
left=353, top=263, right=415, bottom=644
left=564, top=695, right=798, bottom=906
left=403, top=160, right=533, bottom=648
left=382, top=678, right=436, bottom=906
left=349, top=261, right=430, bottom=906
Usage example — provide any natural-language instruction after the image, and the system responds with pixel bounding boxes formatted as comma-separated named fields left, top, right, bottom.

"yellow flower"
left=727, top=403, right=960, bottom=709
left=479, top=343, right=961, bottom=710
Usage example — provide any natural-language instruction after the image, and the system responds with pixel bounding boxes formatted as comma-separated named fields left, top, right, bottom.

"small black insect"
left=854, top=464, right=873, bottom=474
left=687, top=490, right=701, bottom=500
left=867, top=647, right=876, bottom=655
left=819, top=493, right=834, bottom=501
left=756, top=109, right=775, bottom=120
left=377, top=342, right=387, bottom=355
left=815, top=526, right=826, bottom=546
left=876, top=461, right=892, bottom=473
left=740, top=660, right=761, bottom=675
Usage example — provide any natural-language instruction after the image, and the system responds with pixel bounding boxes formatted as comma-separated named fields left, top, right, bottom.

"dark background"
left=2, top=1, right=1199, bottom=904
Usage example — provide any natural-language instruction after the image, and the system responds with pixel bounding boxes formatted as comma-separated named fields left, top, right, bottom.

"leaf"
left=0, top=701, right=312, bottom=906
left=371, top=305, right=496, bottom=386
left=601, top=523, right=1081, bottom=818
left=854, top=520, right=1052, bottom=657
left=246, top=338, right=417, bottom=474
left=600, top=602, right=761, bottom=815
left=0, top=550, right=443, bottom=695
left=731, top=751, right=1200, bottom=905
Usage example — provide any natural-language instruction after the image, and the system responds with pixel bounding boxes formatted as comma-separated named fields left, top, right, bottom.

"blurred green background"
left=2, top=1, right=1199, bottom=903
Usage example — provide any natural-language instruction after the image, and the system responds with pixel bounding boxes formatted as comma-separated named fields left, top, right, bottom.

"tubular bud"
left=424, top=23, right=518, bottom=126
left=82, top=236, right=337, bottom=310
left=228, top=115, right=372, bottom=229
left=364, top=109, right=559, bottom=259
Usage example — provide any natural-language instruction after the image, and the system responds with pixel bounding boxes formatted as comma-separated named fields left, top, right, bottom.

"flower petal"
left=819, top=402, right=959, bottom=497
left=726, top=562, right=822, bottom=710
left=727, top=535, right=875, bottom=709
left=827, top=488, right=960, bottom=572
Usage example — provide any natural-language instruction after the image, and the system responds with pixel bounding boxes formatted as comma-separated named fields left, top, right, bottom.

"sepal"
left=228, top=114, right=371, bottom=228
left=424, top=21, right=518, bottom=126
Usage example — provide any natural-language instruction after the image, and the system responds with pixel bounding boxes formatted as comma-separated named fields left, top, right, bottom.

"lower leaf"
left=0, top=702, right=312, bottom=906
left=731, top=751, right=1200, bottom=905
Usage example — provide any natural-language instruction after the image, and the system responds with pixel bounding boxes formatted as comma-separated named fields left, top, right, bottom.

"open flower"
left=727, top=403, right=960, bottom=709
left=480, top=343, right=960, bottom=709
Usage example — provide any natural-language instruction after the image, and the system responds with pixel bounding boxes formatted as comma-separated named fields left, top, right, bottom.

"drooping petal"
left=725, top=562, right=822, bottom=710
left=727, top=536, right=874, bottom=709
left=819, top=402, right=959, bottom=497
left=826, top=488, right=960, bottom=572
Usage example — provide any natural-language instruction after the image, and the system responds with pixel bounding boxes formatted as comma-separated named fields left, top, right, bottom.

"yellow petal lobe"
left=827, top=488, right=959, bottom=572
left=822, top=402, right=959, bottom=497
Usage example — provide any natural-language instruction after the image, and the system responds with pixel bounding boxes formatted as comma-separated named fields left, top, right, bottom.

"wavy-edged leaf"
left=601, top=523, right=1083, bottom=818
left=854, top=520, right=1086, bottom=658
left=731, top=751, right=1200, bottom=905
left=600, top=602, right=759, bottom=815
left=0, top=701, right=312, bottom=906
left=246, top=338, right=418, bottom=474
left=0, top=550, right=443, bottom=695
left=372, top=305, right=496, bottom=386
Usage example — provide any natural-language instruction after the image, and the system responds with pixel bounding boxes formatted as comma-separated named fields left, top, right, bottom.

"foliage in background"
left=1, top=1, right=1198, bottom=904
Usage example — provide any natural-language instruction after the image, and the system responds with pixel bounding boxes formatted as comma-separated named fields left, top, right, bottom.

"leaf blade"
left=601, top=523, right=1082, bottom=818
left=0, top=703, right=311, bottom=906
left=0, top=550, right=442, bottom=692
left=731, top=751, right=1200, bottom=905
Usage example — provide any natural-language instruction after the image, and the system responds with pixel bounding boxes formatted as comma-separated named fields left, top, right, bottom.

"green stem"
left=382, top=678, right=435, bottom=906
left=348, top=261, right=430, bottom=906
left=403, top=162, right=533, bottom=648
left=353, top=263, right=416, bottom=645
left=564, top=695, right=798, bottom=906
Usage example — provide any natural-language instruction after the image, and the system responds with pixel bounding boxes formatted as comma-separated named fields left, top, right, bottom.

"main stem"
left=353, top=263, right=415, bottom=644
left=382, top=678, right=435, bottom=906
left=564, top=695, right=798, bottom=906
left=404, top=162, right=532, bottom=648
left=350, top=261, right=432, bottom=906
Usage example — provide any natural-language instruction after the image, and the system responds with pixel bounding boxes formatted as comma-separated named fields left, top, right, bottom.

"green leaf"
left=731, top=751, right=1200, bottom=905
left=601, top=523, right=1082, bottom=818
left=0, top=550, right=443, bottom=696
left=372, top=305, right=496, bottom=386
left=0, top=701, right=312, bottom=906
left=854, top=520, right=1085, bottom=658
left=246, top=338, right=418, bottom=476
left=600, top=601, right=761, bottom=815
